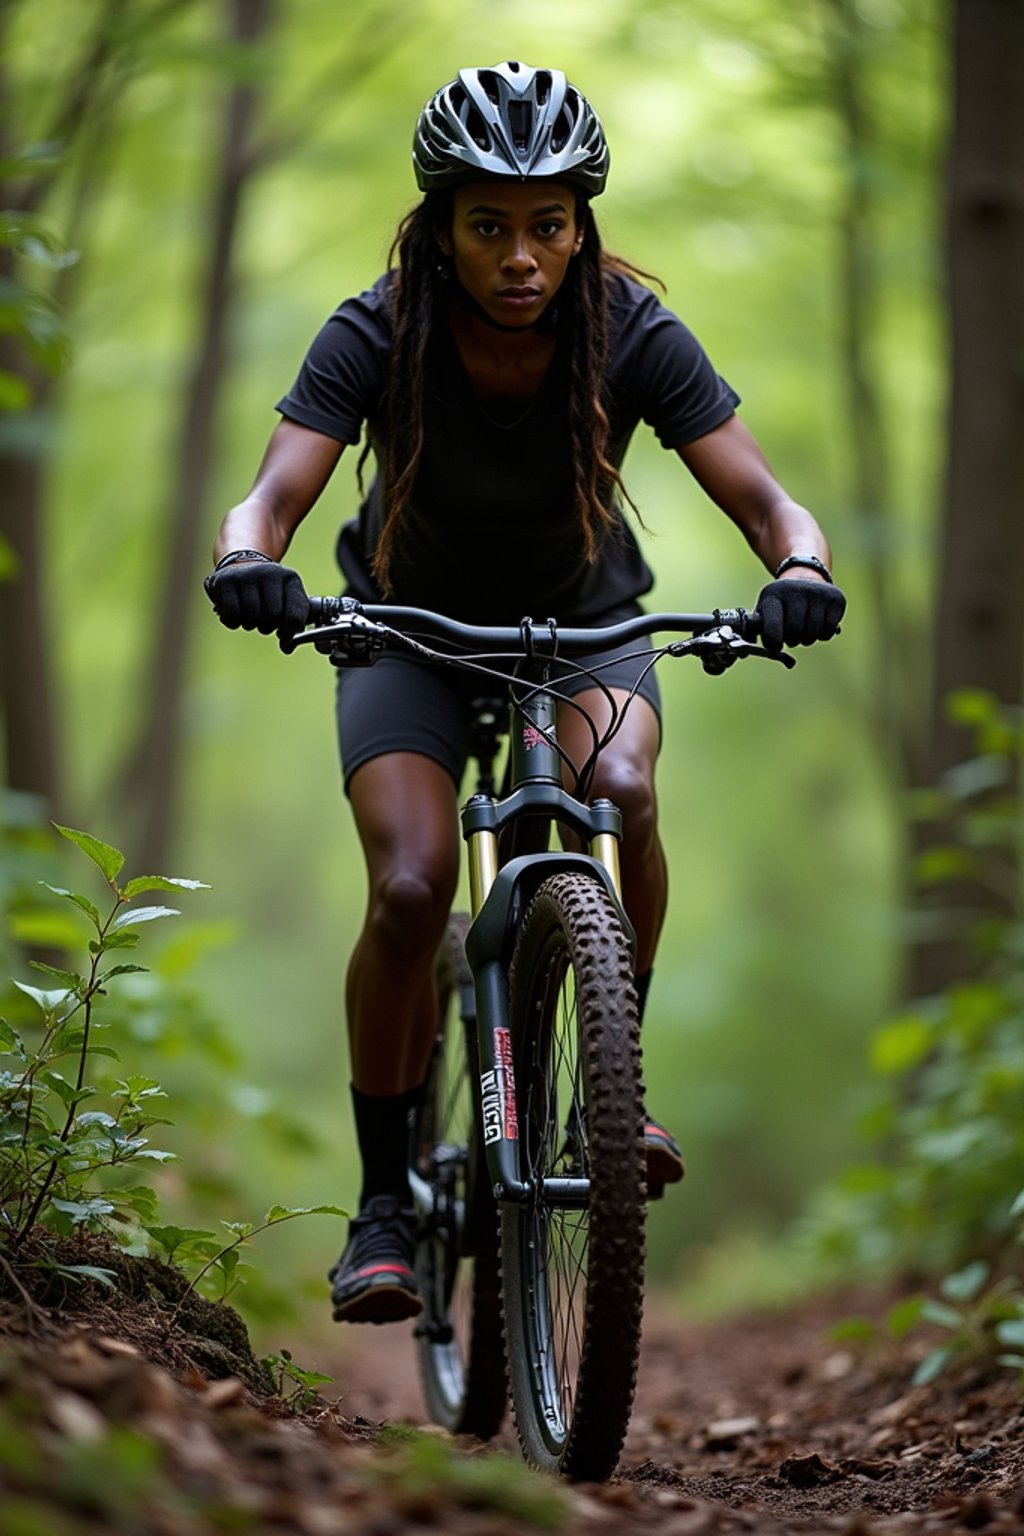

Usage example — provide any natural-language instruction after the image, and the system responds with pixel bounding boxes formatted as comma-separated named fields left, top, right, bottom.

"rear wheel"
left=500, top=873, right=646, bottom=1479
left=410, top=913, right=506, bottom=1437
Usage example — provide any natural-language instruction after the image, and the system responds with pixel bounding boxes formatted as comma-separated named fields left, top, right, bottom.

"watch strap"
left=773, top=554, right=833, bottom=584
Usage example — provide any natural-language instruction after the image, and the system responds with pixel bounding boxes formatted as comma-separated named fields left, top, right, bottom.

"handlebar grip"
left=307, top=595, right=344, bottom=625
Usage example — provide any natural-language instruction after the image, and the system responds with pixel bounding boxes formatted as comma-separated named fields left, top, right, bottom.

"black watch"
left=773, top=554, right=833, bottom=584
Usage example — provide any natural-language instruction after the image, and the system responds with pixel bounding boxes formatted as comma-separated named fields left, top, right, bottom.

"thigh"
left=335, top=653, right=475, bottom=794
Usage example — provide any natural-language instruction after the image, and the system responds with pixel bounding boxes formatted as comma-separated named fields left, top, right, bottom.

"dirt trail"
left=3, top=1259, right=1024, bottom=1534
left=328, top=1287, right=1024, bottom=1533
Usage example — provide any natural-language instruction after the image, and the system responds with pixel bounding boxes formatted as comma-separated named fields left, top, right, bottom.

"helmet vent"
left=508, top=99, right=532, bottom=150
left=464, top=100, right=490, bottom=150
left=478, top=69, right=501, bottom=105
left=535, top=71, right=552, bottom=105
left=550, top=104, right=573, bottom=154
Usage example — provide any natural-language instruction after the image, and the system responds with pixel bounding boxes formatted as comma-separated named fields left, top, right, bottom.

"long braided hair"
left=364, top=190, right=655, bottom=597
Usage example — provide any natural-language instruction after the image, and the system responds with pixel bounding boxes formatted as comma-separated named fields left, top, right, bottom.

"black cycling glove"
left=204, top=554, right=309, bottom=638
left=756, top=577, right=847, bottom=652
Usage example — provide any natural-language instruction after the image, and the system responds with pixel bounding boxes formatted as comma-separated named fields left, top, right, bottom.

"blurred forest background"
left=2, top=0, right=1023, bottom=1350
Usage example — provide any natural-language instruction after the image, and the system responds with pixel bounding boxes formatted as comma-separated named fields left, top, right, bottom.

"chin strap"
left=453, top=280, right=562, bottom=335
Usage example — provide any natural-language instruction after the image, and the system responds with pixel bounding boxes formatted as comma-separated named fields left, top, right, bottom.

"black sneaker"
left=645, top=1116, right=685, bottom=1199
left=328, top=1194, right=422, bottom=1324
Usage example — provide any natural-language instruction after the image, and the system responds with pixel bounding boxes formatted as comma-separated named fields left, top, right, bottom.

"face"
left=440, top=179, right=584, bottom=328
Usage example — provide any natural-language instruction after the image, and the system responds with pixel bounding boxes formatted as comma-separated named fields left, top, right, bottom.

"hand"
left=204, top=557, right=309, bottom=638
left=755, top=577, right=846, bottom=652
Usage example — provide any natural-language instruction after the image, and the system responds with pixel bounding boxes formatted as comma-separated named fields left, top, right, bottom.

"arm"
left=206, top=419, right=346, bottom=637
left=676, top=414, right=831, bottom=579
left=213, top=418, right=346, bottom=563
left=678, top=414, right=845, bottom=648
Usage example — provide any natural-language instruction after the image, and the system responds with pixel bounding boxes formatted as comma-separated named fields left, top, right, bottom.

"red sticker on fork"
left=480, top=1026, right=519, bottom=1144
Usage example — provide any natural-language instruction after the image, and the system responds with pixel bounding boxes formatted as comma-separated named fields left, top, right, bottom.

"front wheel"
left=500, top=873, right=646, bottom=1480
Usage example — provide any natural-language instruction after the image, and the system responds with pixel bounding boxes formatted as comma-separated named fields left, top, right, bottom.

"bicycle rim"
left=410, top=915, right=505, bottom=1437
left=501, top=873, right=645, bottom=1479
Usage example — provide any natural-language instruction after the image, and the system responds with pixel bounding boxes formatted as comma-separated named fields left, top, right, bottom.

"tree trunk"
left=118, top=0, right=273, bottom=872
left=0, top=322, right=62, bottom=815
left=911, top=0, right=1024, bottom=992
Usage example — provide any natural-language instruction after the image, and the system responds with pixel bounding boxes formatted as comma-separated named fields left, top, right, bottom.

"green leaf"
left=110, top=905, right=180, bottom=932
left=43, top=1262, right=118, bottom=1287
left=27, top=962, right=85, bottom=991
left=912, top=1344, right=956, bottom=1387
left=95, top=931, right=140, bottom=951
left=885, top=1296, right=925, bottom=1340
left=120, top=1186, right=159, bottom=1221
left=995, top=1318, right=1024, bottom=1348
left=940, top=1261, right=990, bottom=1304
left=996, top=1353, right=1024, bottom=1370
left=40, top=1071, right=95, bottom=1108
left=77, top=1108, right=118, bottom=1127
left=97, top=964, right=149, bottom=984
left=50, top=1195, right=115, bottom=1224
left=914, top=846, right=977, bottom=886
left=132, top=1148, right=176, bottom=1162
left=122, top=876, right=210, bottom=898
left=0, top=1019, right=26, bottom=1058
left=919, top=1299, right=964, bottom=1332
left=144, top=1224, right=217, bottom=1258
left=263, top=1203, right=346, bottom=1223
left=1010, top=1190, right=1024, bottom=1219
left=39, top=883, right=101, bottom=927
left=870, top=1015, right=933, bottom=1076
left=53, top=825, right=124, bottom=883
left=12, top=980, right=74, bottom=1015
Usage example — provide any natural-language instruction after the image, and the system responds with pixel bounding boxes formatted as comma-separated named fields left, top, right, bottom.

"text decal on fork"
left=481, top=1026, right=519, bottom=1144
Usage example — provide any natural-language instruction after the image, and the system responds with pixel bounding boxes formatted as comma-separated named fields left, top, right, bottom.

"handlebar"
left=285, top=597, right=795, bottom=672
left=301, top=598, right=762, bottom=650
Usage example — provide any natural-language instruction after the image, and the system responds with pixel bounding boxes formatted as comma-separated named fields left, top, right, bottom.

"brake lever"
left=667, top=625, right=797, bottom=673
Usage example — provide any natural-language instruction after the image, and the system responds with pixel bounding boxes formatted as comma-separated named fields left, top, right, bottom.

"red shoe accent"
left=353, top=1262, right=414, bottom=1281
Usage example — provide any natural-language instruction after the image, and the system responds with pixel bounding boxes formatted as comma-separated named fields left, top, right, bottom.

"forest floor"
left=2, top=1234, right=1023, bottom=1535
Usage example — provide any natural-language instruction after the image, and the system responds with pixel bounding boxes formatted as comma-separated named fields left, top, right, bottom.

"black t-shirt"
left=276, top=271, right=740, bottom=623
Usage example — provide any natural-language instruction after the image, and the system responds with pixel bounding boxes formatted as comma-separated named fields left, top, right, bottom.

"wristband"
left=212, top=548, right=275, bottom=571
left=773, top=554, right=833, bottom=584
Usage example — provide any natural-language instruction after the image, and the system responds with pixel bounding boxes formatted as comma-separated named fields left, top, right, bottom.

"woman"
left=205, top=62, right=846, bottom=1325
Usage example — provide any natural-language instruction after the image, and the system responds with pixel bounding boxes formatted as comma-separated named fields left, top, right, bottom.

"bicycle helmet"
left=413, top=61, right=609, bottom=198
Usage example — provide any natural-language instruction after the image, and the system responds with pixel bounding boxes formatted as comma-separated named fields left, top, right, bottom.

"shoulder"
left=604, top=268, right=695, bottom=348
left=324, top=273, right=395, bottom=346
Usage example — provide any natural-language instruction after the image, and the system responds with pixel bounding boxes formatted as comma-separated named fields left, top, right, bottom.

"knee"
left=367, top=865, right=455, bottom=952
left=591, top=757, right=657, bottom=845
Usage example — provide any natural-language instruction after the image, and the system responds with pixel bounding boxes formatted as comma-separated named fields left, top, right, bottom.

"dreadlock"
left=364, top=190, right=657, bottom=596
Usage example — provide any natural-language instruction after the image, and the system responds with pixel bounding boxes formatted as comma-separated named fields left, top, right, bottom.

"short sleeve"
left=608, top=277, right=740, bottom=450
left=275, top=278, right=392, bottom=444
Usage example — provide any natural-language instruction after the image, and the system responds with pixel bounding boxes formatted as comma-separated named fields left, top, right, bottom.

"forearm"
left=213, top=496, right=296, bottom=565
left=746, top=493, right=833, bottom=578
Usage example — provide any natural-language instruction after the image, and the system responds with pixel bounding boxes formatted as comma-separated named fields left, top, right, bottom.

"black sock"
left=350, top=1083, right=421, bottom=1210
left=635, top=968, right=653, bottom=1026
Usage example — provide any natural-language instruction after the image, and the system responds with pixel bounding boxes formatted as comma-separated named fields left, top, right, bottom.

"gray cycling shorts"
left=334, top=600, right=663, bottom=793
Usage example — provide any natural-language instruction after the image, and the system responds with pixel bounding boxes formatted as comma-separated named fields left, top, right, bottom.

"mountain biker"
left=204, top=62, right=846, bottom=1326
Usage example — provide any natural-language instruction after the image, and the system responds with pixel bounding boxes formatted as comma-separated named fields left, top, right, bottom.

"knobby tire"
left=410, top=913, right=506, bottom=1438
left=501, top=873, right=646, bottom=1479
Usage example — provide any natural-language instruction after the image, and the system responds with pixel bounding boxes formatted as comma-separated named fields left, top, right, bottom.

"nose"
left=501, top=234, right=538, bottom=276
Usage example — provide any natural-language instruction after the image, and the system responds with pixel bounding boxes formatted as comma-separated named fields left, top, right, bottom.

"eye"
left=536, top=220, right=566, bottom=238
left=473, top=220, right=502, bottom=237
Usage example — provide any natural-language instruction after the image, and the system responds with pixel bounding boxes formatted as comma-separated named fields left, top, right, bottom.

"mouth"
left=495, top=285, right=543, bottom=307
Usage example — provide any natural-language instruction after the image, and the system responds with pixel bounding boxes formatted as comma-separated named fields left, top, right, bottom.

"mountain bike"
left=289, top=597, right=793, bottom=1479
